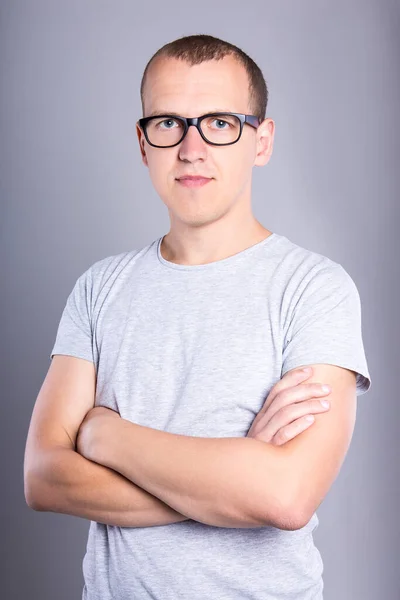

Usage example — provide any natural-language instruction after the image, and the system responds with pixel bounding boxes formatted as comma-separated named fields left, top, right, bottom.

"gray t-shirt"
left=50, top=231, right=371, bottom=600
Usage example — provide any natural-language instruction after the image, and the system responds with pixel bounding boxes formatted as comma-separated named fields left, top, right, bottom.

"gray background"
left=2, top=1, right=399, bottom=598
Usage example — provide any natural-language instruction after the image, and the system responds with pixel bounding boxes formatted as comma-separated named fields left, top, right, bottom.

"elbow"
left=26, top=497, right=44, bottom=512
left=24, top=484, right=42, bottom=511
left=255, top=498, right=309, bottom=531
left=24, top=449, right=45, bottom=511
left=254, top=500, right=307, bottom=531
left=242, top=438, right=312, bottom=531
left=250, top=447, right=310, bottom=531
left=269, top=491, right=313, bottom=531
left=273, top=508, right=310, bottom=531
left=24, top=470, right=47, bottom=512
left=24, top=481, right=40, bottom=511
left=24, top=446, right=68, bottom=512
left=275, top=480, right=315, bottom=530
left=258, top=484, right=313, bottom=531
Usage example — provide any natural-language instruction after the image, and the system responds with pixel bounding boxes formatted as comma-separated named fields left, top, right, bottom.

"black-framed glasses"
left=137, top=112, right=260, bottom=148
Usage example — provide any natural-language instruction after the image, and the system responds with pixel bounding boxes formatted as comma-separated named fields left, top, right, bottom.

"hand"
left=76, top=406, right=121, bottom=461
left=246, top=367, right=332, bottom=445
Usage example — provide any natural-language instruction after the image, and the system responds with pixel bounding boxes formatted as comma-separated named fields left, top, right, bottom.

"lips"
left=178, top=176, right=211, bottom=181
left=176, top=176, right=213, bottom=188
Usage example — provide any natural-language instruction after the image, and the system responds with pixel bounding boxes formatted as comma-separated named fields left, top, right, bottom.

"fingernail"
left=302, top=367, right=311, bottom=374
left=320, top=399, right=330, bottom=408
left=321, top=385, right=331, bottom=392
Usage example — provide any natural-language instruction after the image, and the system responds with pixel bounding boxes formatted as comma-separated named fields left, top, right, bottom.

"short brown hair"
left=140, top=34, right=268, bottom=123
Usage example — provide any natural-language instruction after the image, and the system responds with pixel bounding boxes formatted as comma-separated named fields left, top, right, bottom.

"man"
left=24, top=34, right=371, bottom=599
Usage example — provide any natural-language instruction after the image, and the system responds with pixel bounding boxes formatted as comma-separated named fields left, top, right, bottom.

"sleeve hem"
left=50, top=350, right=95, bottom=364
left=281, top=355, right=371, bottom=396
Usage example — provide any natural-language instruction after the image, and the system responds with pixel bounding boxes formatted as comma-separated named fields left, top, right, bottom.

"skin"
left=136, top=54, right=276, bottom=265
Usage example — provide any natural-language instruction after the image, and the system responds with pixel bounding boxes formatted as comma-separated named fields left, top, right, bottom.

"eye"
left=157, top=118, right=179, bottom=129
left=211, top=119, right=230, bottom=129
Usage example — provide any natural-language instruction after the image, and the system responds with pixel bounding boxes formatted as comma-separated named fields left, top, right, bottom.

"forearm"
left=94, top=420, right=289, bottom=529
left=26, top=447, right=191, bottom=527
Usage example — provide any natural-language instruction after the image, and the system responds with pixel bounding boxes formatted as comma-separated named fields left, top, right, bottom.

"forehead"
left=143, top=55, right=251, bottom=117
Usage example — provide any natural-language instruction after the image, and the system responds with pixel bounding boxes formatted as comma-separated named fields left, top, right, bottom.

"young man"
left=24, top=35, right=371, bottom=599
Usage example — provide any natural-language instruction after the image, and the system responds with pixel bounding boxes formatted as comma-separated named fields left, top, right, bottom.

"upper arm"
left=24, top=355, right=96, bottom=504
left=277, top=363, right=358, bottom=529
left=26, top=261, right=97, bottom=455
left=272, top=261, right=371, bottom=529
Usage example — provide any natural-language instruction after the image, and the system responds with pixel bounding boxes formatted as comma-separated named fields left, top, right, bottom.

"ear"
left=254, top=118, right=275, bottom=167
left=136, top=123, right=148, bottom=167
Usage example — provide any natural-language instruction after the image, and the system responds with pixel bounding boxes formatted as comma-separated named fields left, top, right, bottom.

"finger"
left=261, top=367, right=313, bottom=413
left=261, top=381, right=331, bottom=424
left=252, top=391, right=331, bottom=441
left=267, top=394, right=330, bottom=432
left=279, top=382, right=331, bottom=407
left=272, top=415, right=316, bottom=446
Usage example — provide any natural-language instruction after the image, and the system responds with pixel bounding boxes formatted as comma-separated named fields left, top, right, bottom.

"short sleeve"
left=50, top=266, right=94, bottom=364
left=281, top=263, right=371, bottom=396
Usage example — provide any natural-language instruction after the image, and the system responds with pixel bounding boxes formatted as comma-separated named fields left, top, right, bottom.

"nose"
left=178, top=123, right=208, bottom=162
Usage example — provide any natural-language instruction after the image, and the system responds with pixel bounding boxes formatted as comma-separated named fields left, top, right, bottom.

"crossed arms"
left=24, top=356, right=357, bottom=531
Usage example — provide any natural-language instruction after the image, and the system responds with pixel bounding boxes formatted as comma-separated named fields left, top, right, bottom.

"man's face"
left=136, top=55, right=274, bottom=228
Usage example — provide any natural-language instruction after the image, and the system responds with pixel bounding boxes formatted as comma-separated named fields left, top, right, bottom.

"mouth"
left=176, top=176, right=213, bottom=188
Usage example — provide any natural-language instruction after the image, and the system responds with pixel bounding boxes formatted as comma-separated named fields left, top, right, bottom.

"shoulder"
left=274, top=233, right=357, bottom=297
left=80, top=239, right=156, bottom=288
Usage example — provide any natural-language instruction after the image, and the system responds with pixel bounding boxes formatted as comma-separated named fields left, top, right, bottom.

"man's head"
left=136, top=34, right=274, bottom=230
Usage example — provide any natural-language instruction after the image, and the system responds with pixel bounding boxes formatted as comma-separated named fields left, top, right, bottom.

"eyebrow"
left=146, top=109, right=233, bottom=118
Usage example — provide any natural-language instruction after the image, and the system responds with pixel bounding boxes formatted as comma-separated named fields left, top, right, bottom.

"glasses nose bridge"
left=183, top=116, right=203, bottom=140
left=178, top=116, right=205, bottom=146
